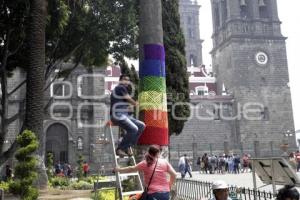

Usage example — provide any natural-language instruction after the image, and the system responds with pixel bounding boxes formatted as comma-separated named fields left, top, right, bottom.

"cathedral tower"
left=179, top=0, right=203, bottom=67
left=210, top=0, right=296, bottom=155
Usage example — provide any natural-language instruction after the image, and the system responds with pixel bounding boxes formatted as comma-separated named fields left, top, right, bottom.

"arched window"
left=190, top=54, right=197, bottom=67
left=221, top=0, right=227, bottom=23
left=77, top=137, right=83, bottom=150
left=259, top=0, right=270, bottom=19
left=214, top=4, right=220, bottom=28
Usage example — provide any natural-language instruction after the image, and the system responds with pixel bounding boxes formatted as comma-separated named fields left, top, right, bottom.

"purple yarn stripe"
left=144, top=44, right=165, bottom=61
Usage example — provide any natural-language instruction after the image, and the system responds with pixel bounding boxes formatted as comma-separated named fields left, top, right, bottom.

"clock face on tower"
left=255, top=51, right=268, bottom=66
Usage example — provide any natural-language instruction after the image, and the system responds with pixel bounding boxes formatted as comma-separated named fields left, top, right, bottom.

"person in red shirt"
left=295, top=151, right=300, bottom=172
left=115, top=145, right=177, bottom=200
left=83, top=161, right=89, bottom=177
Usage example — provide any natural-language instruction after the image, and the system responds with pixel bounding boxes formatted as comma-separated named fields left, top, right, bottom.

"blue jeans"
left=147, top=192, right=169, bottom=200
left=111, top=113, right=145, bottom=150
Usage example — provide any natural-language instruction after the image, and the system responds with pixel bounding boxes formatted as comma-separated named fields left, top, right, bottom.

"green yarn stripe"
left=140, top=76, right=166, bottom=93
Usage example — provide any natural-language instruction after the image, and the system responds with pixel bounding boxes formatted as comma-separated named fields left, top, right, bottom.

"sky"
left=198, top=0, right=300, bottom=131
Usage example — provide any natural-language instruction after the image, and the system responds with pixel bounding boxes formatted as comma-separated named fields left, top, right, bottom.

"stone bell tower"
left=210, top=0, right=296, bottom=156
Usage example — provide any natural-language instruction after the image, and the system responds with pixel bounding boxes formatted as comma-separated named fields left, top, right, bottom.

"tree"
left=23, top=0, right=48, bottom=188
left=162, top=0, right=190, bottom=135
left=0, top=0, right=30, bottom=153
left=0, top=0, right=139, bottom=165
left=138, top=0, right=169, bottom=147
left=9, top=130, right=39, bottom=200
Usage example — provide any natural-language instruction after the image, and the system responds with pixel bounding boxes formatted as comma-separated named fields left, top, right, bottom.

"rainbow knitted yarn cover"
left=138, top=44, right=169, bottom=145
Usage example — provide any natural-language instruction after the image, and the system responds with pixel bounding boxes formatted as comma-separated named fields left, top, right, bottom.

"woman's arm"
left=168, top=163, right=177, bottom=189
left=115, top=165, right=139, bottom=173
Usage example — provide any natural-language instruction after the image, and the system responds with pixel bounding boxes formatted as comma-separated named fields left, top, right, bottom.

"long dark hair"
left=145, top=145, right=160, bottom=166
left=277, top=185, right=299, bottom=200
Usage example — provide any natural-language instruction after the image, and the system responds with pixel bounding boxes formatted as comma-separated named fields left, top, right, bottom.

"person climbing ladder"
left=110, top=74, right=145, bottom=157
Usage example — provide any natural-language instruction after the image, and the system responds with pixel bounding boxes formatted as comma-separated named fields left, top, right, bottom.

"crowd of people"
left=287, top=151, right=300, bottom=172
left=178, top=153, right=251, bottom=177
left=53, top=161, right=89, bottom=178
left=197, top=153, right=251, bottom=174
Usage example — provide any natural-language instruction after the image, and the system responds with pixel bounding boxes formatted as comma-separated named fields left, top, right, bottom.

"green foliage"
left=94, top=188, right=119, bottom=200
left=76, top=154, right=84, bottom=181
left=49, top=176, right=70, bottom=188
left=122, top=178, right=137, bottom=192
left=83, top=175, right=106, bottom=184
left=0, top=181, right=10, bottom=192
left=1, top=0, right=138, bottom=73
left=45, top=0, right=139, bottom=68
left=162, top=0, right=190, bottom=135
left=69, top=180, right=93, bottom=190
left=46, top=152, right=54, bottom=179
left=9, top=130, right=39, bottom=200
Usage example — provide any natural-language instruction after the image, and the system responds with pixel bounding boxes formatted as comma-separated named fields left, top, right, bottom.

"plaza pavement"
left=177, top=171, right=300, bottom=193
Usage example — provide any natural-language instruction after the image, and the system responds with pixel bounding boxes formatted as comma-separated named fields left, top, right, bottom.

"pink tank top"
left=136, top=158, right=171, bottom=194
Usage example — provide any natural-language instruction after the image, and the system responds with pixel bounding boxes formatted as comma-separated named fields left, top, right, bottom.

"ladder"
left=106, top=121, right=144, bottom=200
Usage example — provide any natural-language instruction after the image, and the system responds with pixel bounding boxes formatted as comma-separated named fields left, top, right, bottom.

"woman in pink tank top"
left=115, top=145, right=177, bottom=200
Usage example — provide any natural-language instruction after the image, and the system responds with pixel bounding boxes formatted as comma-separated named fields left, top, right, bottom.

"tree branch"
left=45, top=40, right=84, bottom=78
left=8, top=79, right=26, bottom=97
left=5, top=112, right=24, bottom=125
left=7, top=40, right=24, bottom=58
left=0, top=139, right=18, bottom=165
left=43, top=68, right=61, bottom=92
left=43, top=56, right=82, bottom=111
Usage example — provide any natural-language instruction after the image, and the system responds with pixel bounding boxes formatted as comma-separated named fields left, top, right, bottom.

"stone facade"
left=2, top=0, right=296, bottom=173
left=2, top=68, right=26, bottom=152
left=210, top=0, right=296, bottom=153
left=179, top=0, right=203, bottom=67
left=169, top=0, right=296, bottom=167
left=43, top=65, right=116, bottom=171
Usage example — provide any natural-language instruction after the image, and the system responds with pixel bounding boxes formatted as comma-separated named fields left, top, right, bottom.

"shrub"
left=46, top=152, right=54, bottom=179
left=84, top=175, right=106, bottom=184
left=70, top=180, right=93, bottom=190
left=9, top=130, right=39, bottom=200
left=0, top=181, right=10, bottom=192
left=77, top=154, right=84, bottom=180
left=49, top=177, right=70, bottom=188
left=95, top=189, right=117, bottom=200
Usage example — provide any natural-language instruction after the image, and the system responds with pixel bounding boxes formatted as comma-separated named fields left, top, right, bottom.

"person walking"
left=110, top=74, right=145, bottom=157
left=115, top=145, right=177, bottom=200
left=202, top=153, right=209, bottom=174
left=295, top=151, right=300, bottom=172
left=178, top=154, right=186, bottom=178
left=184, top=156, right=192, bottom=178
left=83, top=161, right=89, bottom=177
left=5, top=165, right=12, bottom=181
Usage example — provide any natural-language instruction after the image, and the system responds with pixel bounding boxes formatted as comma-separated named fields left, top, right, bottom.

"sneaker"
left=116, top=149, right=127, bottom=158
left=125, top=148, right=133, bottom=157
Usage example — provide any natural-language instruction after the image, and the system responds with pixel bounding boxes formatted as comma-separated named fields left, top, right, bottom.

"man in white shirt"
left=178, top=154, right=187, bottom=178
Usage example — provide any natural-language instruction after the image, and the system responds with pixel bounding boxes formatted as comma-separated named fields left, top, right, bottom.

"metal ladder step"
left=119, top=172, right=140, bottom=177
left=105, top=122, right=144, bottom=200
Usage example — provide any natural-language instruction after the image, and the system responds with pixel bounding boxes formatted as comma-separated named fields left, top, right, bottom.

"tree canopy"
left=162, top=0, right=190, bottom=135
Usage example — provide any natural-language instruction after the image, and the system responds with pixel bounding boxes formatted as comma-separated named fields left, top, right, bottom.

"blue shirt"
left=110, top=84, right=130, bottom=116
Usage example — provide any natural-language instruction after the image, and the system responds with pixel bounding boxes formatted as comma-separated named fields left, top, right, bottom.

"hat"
left=212, top=180, right=228, bottom=190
